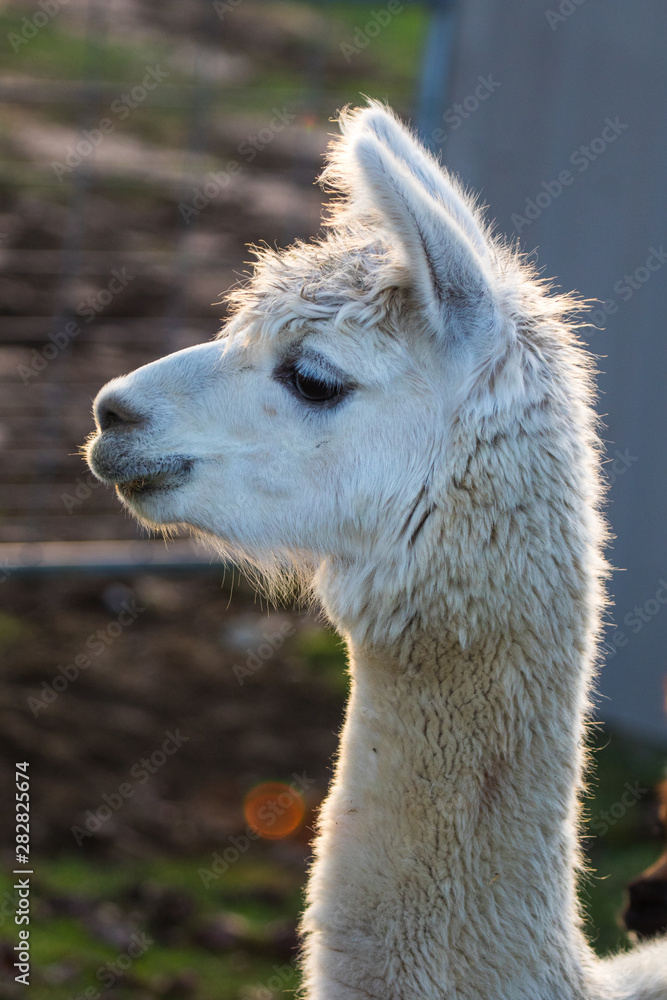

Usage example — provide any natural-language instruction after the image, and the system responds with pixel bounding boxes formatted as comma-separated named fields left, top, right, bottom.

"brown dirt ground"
left=0, top=570, right=345, bottom=858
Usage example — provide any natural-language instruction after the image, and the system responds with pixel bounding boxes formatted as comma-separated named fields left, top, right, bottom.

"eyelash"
left=275, top=358, right=350, bottom=407
left=292, top=366, right=343, bottom=402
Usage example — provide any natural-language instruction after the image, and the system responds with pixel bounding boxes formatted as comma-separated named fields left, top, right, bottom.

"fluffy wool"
left=86, top=103, right=667, bottom=999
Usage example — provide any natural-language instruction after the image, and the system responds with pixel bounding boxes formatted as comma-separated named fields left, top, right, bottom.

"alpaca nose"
left=95, top=392, right=146, bottom=432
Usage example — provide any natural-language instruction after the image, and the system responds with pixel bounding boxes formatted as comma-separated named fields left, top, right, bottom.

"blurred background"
left=0, top=1, right=666, bottom=997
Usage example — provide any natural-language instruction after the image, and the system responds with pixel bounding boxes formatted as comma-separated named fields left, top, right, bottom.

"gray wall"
left=438, top=0, right=667, bottom=741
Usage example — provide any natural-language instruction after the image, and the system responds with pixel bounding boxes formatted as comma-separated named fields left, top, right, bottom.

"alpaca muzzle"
left=87, top=430, right=193, bottom=497
left=87, top=374, right=194, bottom=500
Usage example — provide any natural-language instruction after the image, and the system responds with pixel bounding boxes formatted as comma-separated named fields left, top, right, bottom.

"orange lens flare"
left=243, top=781, right=306, bottom=840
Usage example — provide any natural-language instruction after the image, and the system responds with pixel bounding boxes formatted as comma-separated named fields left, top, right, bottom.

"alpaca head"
left=87, top=104, right=603, bottom=645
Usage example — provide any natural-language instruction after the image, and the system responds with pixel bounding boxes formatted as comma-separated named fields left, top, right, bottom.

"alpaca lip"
left=116, top=461, right=192, bottom=499
left=88, top=438, right=193, bottom=497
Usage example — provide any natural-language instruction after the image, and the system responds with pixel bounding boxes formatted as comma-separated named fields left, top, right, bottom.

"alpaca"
left=85, top=103, right=667, bottom=999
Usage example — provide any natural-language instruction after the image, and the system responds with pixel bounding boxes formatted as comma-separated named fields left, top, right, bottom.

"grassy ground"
left=0, top=850, right=304, bottom=1000
left=581, top=725, right=666, bottom=954
left=0, top=1, right=428, bottom=120
left=0, top=719, right=664, bottom=998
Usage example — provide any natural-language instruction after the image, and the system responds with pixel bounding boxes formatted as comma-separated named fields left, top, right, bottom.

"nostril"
left=96, top=395, right=145, bottom=432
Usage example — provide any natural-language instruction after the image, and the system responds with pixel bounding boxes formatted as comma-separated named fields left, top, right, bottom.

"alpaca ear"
left=352, top=133, right=496, bottom=338
left=353, top=104, right=490, bottom=259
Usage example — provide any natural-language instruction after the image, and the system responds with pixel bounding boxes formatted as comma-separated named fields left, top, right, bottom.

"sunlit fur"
left=86, top=103, right=667, bottom=999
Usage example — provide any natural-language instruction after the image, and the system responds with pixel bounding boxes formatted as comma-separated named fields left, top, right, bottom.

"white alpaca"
left=86, top=104, right=667, bottom=999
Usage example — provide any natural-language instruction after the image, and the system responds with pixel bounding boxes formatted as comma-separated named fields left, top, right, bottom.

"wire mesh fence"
left=0, top=0, right=452, bottom=567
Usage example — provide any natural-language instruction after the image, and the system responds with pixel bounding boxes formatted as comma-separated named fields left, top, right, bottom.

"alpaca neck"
left=301, top=625, right=597, bottom=1000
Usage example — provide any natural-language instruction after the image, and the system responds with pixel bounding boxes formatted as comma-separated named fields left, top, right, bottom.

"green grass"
left=0, top=726, right=664, bottom=996
left=330, top=1, right=429, bottom=86
left=580, top=725, right=666, bottom=955
left=1, top=15, right=171, bottom=83
left=0, top=612, right=29, bottom=650
left=0, top=0, right=429, bottom=213
left=294, top=625, right=350, bottom=696
left=0, top=2, right=428, bottom=123
left=581, top=841, right=661, bottom=956
left=0, top=851, right=304, bottom=999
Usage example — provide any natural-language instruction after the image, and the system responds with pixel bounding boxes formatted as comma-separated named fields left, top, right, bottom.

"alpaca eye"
left=293, top=370, right=341, bottom=402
